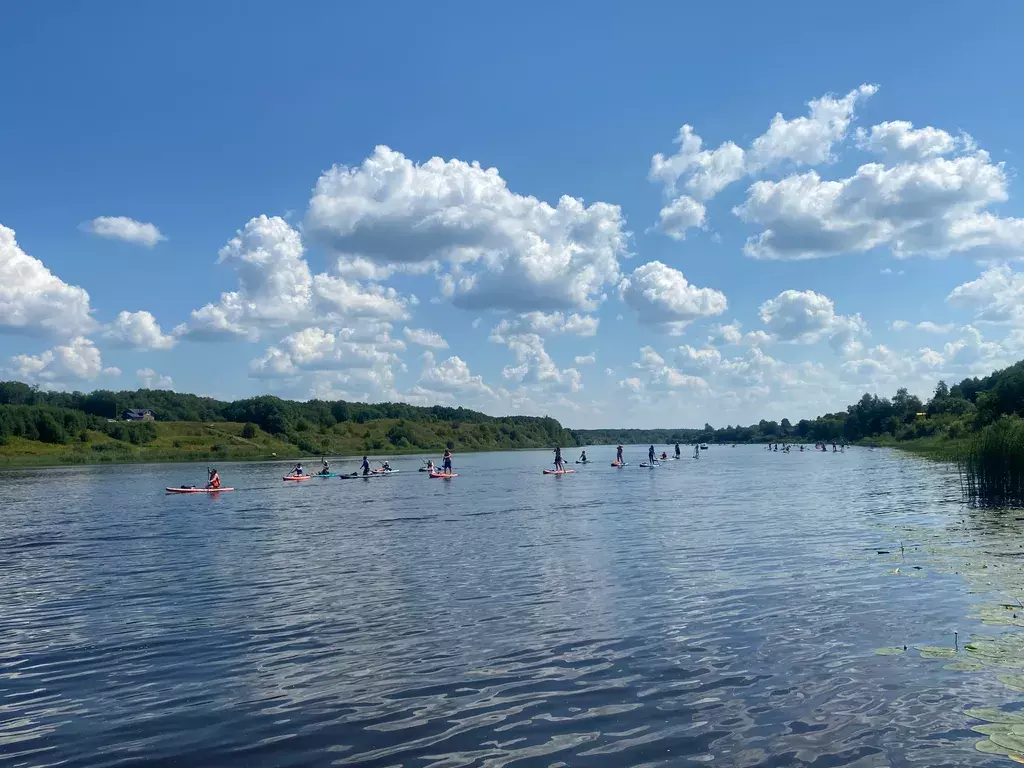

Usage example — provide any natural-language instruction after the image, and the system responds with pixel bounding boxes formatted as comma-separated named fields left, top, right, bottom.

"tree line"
left=0, top=381, right=578, bottom=449
left=3, top=356, right=1024, bottom=451
left=573, top=359, right=1024, bottom=446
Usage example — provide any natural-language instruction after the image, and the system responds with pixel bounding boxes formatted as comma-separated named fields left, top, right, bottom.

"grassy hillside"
left=0, top=416, right=579, bottom=467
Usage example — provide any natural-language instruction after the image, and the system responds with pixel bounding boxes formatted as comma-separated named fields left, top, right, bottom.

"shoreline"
left=0, top=438, right=967, bottom=470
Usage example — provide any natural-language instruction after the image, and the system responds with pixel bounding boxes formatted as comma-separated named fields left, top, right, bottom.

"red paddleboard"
left=543, top=469, right=574, bottom=475
left=166, top=487, right=235, bottom=493
left=283, top=475, right=312, bottom=481
left=429, top=472, right=457, bottom=478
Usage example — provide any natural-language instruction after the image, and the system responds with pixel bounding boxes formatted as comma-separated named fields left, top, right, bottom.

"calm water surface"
left=2, top=446, right=1022, bottom=766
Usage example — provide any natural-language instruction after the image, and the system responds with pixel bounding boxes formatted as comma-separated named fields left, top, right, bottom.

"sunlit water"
left=2, top=446, right=1023, bottom=766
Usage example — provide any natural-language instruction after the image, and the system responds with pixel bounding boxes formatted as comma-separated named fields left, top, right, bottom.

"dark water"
left=1, top=447, right=1021, bottom=766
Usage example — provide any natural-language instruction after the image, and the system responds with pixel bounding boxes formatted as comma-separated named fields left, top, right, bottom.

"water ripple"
left=0, top=448, right=1009, bottom=765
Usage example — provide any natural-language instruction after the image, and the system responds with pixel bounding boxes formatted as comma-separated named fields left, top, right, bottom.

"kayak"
left=312, top=473, right=341, bottom=478
left=166, top=486, right=235, bottom=493
left=283, top=475, right=312, bottom=481
left=429, top=472, right=457, bottom=478
left=543, top=469, right=574, bottom=475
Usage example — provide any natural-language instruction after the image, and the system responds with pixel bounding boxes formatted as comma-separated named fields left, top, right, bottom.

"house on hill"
left=122, top=409, right=156, bottom=422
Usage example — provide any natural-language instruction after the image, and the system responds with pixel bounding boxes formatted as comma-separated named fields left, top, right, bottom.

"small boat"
left=166, top=486, right=235, bottom=494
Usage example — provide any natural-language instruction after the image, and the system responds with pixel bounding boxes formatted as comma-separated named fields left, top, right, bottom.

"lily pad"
left=989, top=729, right=1024, bottom=755
left=946, top=661, right=986, bottom=671
left=999, top=674, right=1024, bottom=692
left=965, top=707, right=1024, bottom=724
left=874, top=647, right=906, bottom=656
left=915, top=645, right=957, bottom=659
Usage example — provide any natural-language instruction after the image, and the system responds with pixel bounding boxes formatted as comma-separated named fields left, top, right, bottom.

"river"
left=3, top=446, right=1024, bottom=766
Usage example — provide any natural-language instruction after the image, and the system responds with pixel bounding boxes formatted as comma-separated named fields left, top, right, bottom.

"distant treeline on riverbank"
left=0, top=382, right=579, bottom=465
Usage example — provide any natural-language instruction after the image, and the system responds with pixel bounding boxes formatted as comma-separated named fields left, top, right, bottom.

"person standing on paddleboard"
left=675, top=443, right=681, bottom=458
left=648, top=445, right=656, bottom=464
left=442, top=448, right=453, bottom=474
left=360, top=456, right=371, bottom=476
left=207, top=468, right=221, bottom=489
left=616, top=444, right=624, bottom=464
left=553, top=447, right=565, bottom=471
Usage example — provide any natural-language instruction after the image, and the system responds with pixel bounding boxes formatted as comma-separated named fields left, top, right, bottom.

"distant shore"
left=0, top=436, right=967, bottom=470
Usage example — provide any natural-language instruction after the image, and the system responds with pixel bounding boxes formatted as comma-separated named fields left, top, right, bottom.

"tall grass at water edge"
left=958, top=416, right=1024, bottom=507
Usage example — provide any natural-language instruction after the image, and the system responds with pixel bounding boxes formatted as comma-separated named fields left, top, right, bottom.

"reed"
left=958, top=416, right=1024, bottom=507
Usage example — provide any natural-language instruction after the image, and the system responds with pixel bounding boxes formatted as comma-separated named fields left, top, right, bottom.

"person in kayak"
left=360, top=456, right=371, bottom=476
left=648, top=445, right=656, bottom=464
left=675, top=443, right=681, bottom=458
left=292, top=463, right=305, bottom=476
left=425, top=459, right=435, bottom=472
left=207, top=468, right=221, bottom=489
left=380, top=461, right=392, bottom=472
left=578, top=449, right=588, bottom=463
left=660, top=451, right=668, bottom=460
left=442, top=448, right=453, bottom=474
left=616, top=444, right=624, bottom=464
left=319, top=457, right=331, bottom=475
left=554, top=447, right=564, bottom=471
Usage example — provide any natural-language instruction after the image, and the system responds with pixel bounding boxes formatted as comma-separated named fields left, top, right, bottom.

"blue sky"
left=3, top=1, right=1024, bottom=428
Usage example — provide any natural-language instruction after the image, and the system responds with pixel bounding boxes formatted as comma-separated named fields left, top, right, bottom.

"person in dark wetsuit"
left=648, top=445, right=656, bottom=464
left=360, top=456, right=370, bottom=476
left=616, top=445, right=624, bottom=464
left=675, top=443, right=681, bottom=458
left=578, top=450, right=588, bottom=463
left=554, top=447, right=565, bottom=471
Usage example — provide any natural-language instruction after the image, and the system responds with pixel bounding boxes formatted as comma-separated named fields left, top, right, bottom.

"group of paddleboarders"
left=188, top=443, right=732, bottom=492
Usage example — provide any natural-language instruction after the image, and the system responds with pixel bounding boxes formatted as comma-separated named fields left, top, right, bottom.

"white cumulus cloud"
left=82, top=216, right=166, bottom=247
left=574, top=354, right=596, bottom=365
left=619, top=261, right=727, bottom=335
left=103, top=310, right=176, bottom=350
left=855, top=120, right=961, bottom=161
left=306, top=145, right=628, bottom=312
left=758, top=289, right=867, bottom=353
left=179, top=215, right=414, bottom=340
left=11, top=337, right=108, bottom=386
left=403, top=327, right=449, bottom=348
left=650, top=84, right=876, bottom=206
left=948, top=265, right=1024, bottom=326
left=489, top=311, right=599, bottom=342
left=500, top=333, right=582, bottom=393
left=137, top=368, right=173, bottom=389
left=250, top=326, right=402, bottom=380
left=735, top=150, right=1024, bottom=260
left=0, top=224, right=95, bottom=338
left=656, top=195, right=706, bottom=240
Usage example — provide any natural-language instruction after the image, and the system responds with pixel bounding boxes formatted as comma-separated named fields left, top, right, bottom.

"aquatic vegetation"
left=958, top=416, right=1024, bottom=508
left=967, top=709, right=1024, bottom=761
